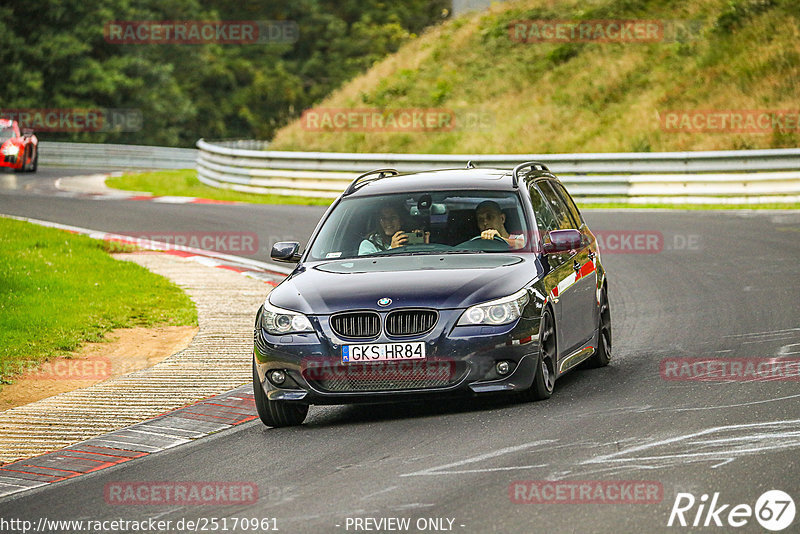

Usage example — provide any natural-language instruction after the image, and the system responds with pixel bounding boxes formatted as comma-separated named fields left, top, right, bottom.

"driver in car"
left=475, top=200, right=525, bottom=249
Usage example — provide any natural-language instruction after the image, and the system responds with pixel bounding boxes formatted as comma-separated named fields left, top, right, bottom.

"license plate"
left=342, top=342, right=426, bottom=364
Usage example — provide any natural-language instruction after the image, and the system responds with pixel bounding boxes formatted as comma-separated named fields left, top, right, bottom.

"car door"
left=537, top=180, right=596, bottom=355
left=549, top=180, right=599, bottom=340
left=529, top=181, right=577, bottom=357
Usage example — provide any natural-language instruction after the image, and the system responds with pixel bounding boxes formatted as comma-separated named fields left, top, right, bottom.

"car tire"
left=29, top=147, right=38, bottom=172
left=518, top=308, right=556, bottom=402
left=585, top=285, right=611, bottom=368
left=15, top=147, right=28, bottom=173
left=252, top=361, right=308, bottom=427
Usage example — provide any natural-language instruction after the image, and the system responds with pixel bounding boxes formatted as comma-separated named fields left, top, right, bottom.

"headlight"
left=457, top=288, right=529, bottom=326
left=261, top=300, right=314, bottom=335
left=2, top=144, right=19, bottom=156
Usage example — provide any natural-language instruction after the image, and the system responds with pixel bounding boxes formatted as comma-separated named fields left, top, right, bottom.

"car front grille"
left=330, top=312, right=381, bottom=339
left=385, top=309, right=438, bottom=336
left=304, top=361, right=465, bottom=392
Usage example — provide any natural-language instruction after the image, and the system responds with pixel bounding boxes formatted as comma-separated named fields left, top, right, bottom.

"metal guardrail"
left=196, top=139, right=800, bottom=203
left=35, top=140, right=800, bottom=204
left=40, top=141, right=197, bottom=169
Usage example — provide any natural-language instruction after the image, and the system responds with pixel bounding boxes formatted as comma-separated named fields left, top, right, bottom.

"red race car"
left=0, top=118, right=38, bottom=172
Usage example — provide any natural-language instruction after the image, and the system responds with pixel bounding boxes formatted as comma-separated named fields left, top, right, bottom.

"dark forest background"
left=0, top=0, right=448, bottom=146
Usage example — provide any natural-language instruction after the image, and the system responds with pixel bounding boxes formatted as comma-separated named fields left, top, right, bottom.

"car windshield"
left=0, top=126, right=15, bottom=142
left=308, top=190, right=533, bottom=261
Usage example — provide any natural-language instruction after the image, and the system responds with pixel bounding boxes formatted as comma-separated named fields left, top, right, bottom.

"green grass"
left=0, top=218, right=197, bottom=385
left=107, top=169, right=334, bottom=206
left=270, top=0, right=800, bottom=154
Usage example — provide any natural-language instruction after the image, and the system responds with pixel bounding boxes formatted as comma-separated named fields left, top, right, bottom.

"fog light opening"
left=496, top=361, right=511, bottom=376
left=269, top=369, right=287, bottom=385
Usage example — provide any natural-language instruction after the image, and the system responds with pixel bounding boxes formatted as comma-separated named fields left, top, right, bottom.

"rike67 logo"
left=668, top=490, right=795, bottom=531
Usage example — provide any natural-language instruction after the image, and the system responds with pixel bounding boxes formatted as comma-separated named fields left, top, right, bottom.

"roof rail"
left=343, top=168, right=399, bottom=196
left=511, top=161, right=550, bottom=188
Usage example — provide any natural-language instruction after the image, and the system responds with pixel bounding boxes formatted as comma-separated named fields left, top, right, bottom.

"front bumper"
left=0, top=155, right=21, bottom=169
left=253, top=309, right=541, bottom=405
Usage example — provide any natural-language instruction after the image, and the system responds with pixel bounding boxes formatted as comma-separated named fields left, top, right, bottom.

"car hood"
left=268, top=254, right=542, bottom=314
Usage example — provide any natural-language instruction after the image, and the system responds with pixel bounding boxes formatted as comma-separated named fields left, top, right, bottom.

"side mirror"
left=543, top=229, right=582, bottom=254
left=271, top=241, right=302, bottom=263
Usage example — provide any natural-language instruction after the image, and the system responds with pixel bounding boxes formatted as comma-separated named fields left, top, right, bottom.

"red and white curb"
left=0, top=385, right=256, bottom=500
left=0, top=214, right=291, bottom=286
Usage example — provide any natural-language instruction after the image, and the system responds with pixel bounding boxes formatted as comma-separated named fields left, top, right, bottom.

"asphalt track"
left=1, top=168, right=799, bottom=533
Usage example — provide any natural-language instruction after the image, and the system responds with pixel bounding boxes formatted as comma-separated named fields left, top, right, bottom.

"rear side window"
left=528, top=185, right=559, bottom=234
left=536, top=181, right=576, bottom=230
left=550, top=181, right=584, bottom=228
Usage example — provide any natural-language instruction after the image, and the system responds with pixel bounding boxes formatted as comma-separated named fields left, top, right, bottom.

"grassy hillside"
left=270, top=0, right=800, bottom=154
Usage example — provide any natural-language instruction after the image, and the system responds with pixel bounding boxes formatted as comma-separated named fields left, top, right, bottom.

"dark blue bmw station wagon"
left=253, top=163, right=611, bottom=427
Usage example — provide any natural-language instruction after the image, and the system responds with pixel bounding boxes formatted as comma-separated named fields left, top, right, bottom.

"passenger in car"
left=358, top=204, right=428, bottom=255
left=475, top=200, right=525, bottom=249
